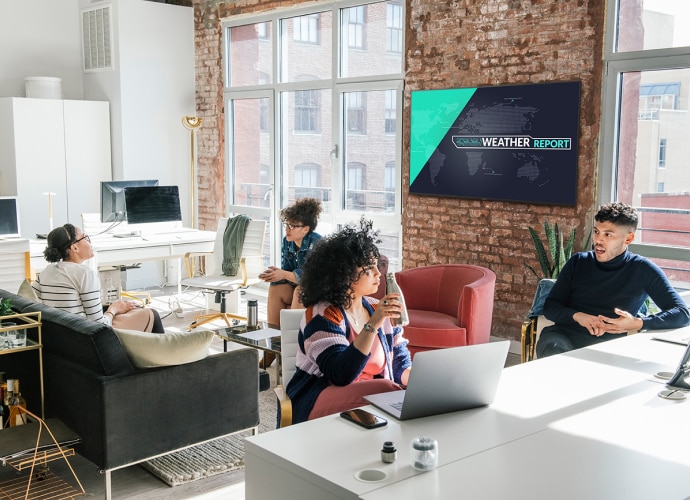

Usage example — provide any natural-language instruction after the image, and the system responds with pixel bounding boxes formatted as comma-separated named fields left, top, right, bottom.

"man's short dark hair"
left=595, top=202, right=638, bottom=232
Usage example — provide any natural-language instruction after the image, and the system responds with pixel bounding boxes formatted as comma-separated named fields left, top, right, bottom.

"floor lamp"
left=182, top=116, right=202, bottom=229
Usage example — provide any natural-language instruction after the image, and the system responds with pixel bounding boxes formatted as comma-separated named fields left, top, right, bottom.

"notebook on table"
left=364, top=340, right=510, bottom=420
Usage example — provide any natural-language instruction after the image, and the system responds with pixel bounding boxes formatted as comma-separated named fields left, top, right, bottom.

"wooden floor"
left=0, top=285, right=521, bottom=500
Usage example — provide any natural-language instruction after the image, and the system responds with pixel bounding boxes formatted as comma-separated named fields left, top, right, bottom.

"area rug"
left=141, top=367, right=278, bottom=487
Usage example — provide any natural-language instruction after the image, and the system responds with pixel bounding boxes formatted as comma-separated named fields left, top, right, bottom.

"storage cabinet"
left=0, top=98, right=112, bottom=239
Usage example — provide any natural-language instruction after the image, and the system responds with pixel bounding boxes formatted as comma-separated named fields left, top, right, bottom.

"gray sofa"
left=0, top=289, right=260, bottom=498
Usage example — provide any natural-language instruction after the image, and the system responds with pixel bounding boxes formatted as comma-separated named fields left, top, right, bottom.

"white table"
left=29, top=229, right=215, bottom=292
left=244, top=333, right=690, bottom=499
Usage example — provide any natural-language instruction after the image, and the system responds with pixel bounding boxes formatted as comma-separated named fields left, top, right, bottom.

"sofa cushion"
left=114, top=328, right=215, bottom=368
left=21, top=300, right=136, bottom=376
left=17, top=279, right=38, bottom=301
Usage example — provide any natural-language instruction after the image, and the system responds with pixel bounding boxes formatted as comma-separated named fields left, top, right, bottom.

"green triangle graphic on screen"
left=410, top=88, right=476, bottom=185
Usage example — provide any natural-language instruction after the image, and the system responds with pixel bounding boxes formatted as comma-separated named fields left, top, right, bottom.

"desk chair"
left=520, top=279, right=555, bottom=362
left=182, top=217, right=266, bottom=330
left=81, top=213, right=151, bottom=306
left=274, top=308, right=303, bottom=428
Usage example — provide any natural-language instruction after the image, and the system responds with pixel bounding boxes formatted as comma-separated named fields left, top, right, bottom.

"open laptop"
left=651, top=327, right=690, bottom=346
left=364, top=341, right=510, bottom=420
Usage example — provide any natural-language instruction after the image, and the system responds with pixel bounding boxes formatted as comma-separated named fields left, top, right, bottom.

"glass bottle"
left=8, top=379, right=27, bottom=426
left=385, top=273, right=409, bottom=326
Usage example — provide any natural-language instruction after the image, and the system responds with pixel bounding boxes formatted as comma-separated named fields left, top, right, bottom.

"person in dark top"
left=536, top=202, right=690, bottom=358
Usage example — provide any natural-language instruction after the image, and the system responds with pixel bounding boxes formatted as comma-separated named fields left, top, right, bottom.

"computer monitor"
left=123, top=185, right=182, bottom=225
left=0, top=197, right=21, bottom=238
left=100, top=180, right=159, bottom=223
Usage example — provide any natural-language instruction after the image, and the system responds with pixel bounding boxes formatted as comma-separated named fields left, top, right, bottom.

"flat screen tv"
left=409, top=81, right=581, bottom=205
left=0, top=197, right=21, bottom=238
left=100, top=180, right=159, bottom=223
left=123, top=185, right=182, bottom=225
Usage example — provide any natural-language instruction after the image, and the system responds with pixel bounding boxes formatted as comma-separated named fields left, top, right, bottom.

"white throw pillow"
left=114, top=328, right=215, bottom=368
left=17, top=278, right=38, bottom=301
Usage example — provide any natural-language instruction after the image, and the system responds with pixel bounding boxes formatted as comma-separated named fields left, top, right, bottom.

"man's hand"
left=573, top=312, right=609, bottom=337
left=598, top=308, right=644, bottom=334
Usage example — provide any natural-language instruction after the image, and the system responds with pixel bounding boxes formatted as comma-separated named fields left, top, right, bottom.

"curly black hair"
left=44, top=224, right=78, bottom=263
left=299, top=218, right=381, bottom=309
left=595, top=202, right=638, bottom=232
left=280, top=197, right=322, bottom=231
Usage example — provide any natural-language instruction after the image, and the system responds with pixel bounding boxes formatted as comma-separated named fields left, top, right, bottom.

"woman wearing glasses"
left=32, top=224, right=165, bottom=333
left=259, top=198, right=323, bottom=365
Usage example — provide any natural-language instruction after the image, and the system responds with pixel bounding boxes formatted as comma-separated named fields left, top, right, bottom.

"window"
left=345, top=6, right=365, bottom=49
left=384, top=89, right=396, bottom=133
left=346, top=92, right=366, bottom=133
left=346, top=162, right=366, bottom=209
left=386, top=2, right=403, bottom=54
left=294, top=89, right=320, bottom=133
left=602, top=1, right=690, bottom=287
left=293, top=14, right=320, bottom=44
left=224, top=2, right=404, bottom=268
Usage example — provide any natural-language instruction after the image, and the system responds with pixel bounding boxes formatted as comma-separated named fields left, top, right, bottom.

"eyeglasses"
left=74, top=234, right=91, bottom=244
left=283, top=223, right=305, bottom=231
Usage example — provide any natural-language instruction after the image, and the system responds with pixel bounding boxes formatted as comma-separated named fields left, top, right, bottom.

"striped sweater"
left=285, top=297, right=412, bottom=424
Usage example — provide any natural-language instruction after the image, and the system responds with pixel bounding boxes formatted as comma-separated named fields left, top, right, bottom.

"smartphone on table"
left=340, top=408, right=388, bottom=429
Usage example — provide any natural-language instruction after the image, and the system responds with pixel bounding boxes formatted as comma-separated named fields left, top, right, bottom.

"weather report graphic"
left=409, top=81, right=581, bottom=205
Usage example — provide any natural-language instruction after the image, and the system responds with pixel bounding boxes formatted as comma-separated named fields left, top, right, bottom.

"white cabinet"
left=0, top=98, right=112, bottom=238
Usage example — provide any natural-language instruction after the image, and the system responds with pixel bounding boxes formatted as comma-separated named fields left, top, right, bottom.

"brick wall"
left=191, top=0, right=606, bottom=342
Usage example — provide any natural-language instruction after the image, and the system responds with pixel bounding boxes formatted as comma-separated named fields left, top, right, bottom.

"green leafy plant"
left=0, top=298, right=13, bottom=317
left=525, top=221, right=576, bottom=279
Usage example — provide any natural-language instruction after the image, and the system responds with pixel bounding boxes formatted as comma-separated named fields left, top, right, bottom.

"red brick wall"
left=191, top=0, right=605, bottom=342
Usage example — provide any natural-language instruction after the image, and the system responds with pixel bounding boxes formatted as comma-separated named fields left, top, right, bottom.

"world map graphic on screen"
left=409, top=81, right=581, bottom=205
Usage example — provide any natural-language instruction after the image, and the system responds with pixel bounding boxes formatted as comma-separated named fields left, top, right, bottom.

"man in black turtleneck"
left=536, top=202, right=690, bottom=358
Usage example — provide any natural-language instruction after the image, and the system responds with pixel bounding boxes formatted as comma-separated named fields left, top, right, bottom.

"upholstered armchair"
left=395, top=264, right=496, bottom=358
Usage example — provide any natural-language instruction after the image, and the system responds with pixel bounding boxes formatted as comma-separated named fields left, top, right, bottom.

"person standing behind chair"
left=260, top=197, right=323, bottom=326
left=536, top=202, right=690, bottom=358
left=285, top=218, right=412, bottom=424
left=32, top=224, right=166, bottom=333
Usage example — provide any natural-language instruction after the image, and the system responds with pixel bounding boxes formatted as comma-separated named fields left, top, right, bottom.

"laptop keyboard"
left=391, top=401, right=404, bottom=411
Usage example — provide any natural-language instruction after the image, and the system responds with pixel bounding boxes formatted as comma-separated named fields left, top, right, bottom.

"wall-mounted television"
left=123, top=185, right=182, bottom=225
left=100, top=180, right=159, bottom=223
left=0, top=197, right=21, bottom=238
left=409, top=81, right=581, bottom=206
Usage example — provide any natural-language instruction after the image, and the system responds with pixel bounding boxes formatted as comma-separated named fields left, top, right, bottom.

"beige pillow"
left=17, top=278, right=38, bottom=301
left=113, top=328, right=215, bottom=368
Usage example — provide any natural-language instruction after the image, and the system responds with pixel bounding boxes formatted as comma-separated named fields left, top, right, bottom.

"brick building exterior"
left=190, top=0, right=606, bottom=342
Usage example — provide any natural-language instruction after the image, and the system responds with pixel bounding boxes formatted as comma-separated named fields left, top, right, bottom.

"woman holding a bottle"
left=285, top=218, right=412, bottom=424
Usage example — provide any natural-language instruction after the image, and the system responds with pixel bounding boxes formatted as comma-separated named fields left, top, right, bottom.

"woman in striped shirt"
left=285, top=219, right=412, bottom=424
left=32, top=224, right=165, bottom=333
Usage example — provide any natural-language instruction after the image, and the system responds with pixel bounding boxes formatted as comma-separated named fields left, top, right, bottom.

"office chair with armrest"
left=274, top=308, right=304, bottom=428
left=520, top=278, right=555, bottom=362
left=182, top=217, right=266, bottom=329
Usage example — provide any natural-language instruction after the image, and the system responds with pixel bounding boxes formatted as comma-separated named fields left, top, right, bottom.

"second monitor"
left=123, top=185, right=182, bottom=225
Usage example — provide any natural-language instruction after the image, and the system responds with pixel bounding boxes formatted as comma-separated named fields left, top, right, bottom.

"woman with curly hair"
left=259, top=198, right=322, bottom=366
left=285, top=218, right=412, bottom=424
left=32, top=224, right=165, bottom=333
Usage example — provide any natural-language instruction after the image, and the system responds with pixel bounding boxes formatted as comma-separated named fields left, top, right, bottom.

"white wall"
left=82, top=0, right=196, bottom=228
left=0, top=0, right=83, bottom=99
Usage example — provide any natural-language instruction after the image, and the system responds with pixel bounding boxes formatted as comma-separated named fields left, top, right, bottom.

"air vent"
left=82, top=5, right=113, bottom=72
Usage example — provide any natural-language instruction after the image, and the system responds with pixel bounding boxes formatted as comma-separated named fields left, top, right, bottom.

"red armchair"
left=395, top=264, right=496, bottom=358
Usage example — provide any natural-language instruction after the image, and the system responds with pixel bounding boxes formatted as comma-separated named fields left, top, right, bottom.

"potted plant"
left=525, top=221, right=577, bottom=280
left=0, top=297, right=12, bottom=319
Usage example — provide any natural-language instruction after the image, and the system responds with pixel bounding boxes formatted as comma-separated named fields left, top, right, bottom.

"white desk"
left=29, top=229, right=215, bottom=291
left=245, top=333, right=690, bottom=499
left=0, top=238, right=30, bottom=292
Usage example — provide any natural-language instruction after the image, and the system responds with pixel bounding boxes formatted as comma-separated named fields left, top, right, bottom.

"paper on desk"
left=237, top=328, right=281, bottom=340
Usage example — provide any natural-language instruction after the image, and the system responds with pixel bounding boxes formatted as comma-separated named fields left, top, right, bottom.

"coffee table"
left=216, top=325, right=283, bottom=384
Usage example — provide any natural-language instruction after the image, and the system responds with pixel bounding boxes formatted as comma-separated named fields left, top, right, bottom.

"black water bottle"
left=247, top=299, right=258, bottom=329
